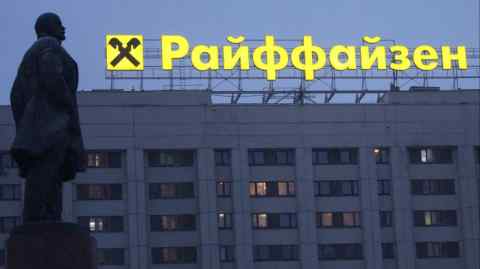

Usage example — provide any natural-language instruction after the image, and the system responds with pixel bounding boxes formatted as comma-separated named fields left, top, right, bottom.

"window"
left=408, top=147, right=454, bottom=164
left=476, top=147, right=480, bottom=163
left=76, top=184, right=122, bottom=200
left=0, top=184, right=21, bottom=200
left=313, top=148, right=358, bottom=165
left=316, top=212, right=360, bottom=228
left=78, top=216, right=124, bottom=232
left=253, top=245, right=299, bottom=261
left=314, top=180, right=359, bottom=196
left=248, top=149, right=295, bottom=166
left=216, top=181, right=232, bottom=197
left=250, top=181, right=295, bottom=197
left=152, top=247, right=197, bottom=264
left=149, top=183, right=194, bottom=199
left=97, top=248, right=125, bottom=265
left=380, top=211, right=393, bottom=227
left=377, top=180, right=391, bottom=196
left=374, top=148, right=390, bottom=164
left=0, top=249, right=4, bottom=266
left=219, top=246, right=235, bottom=262
left=252, top=213, right=297, bottom=229
left=85, top=151, right=122, bottom=168
left=416, top=241, right=460, bottom=258
left=411, top=179, right=455, bottom=195
left=318, top=243, right=363, bottom=260
left=151, top=215, right=196, bottom=231
left=382, top=243, right=395, bottom=259
left=0, top=216, right=21, bottom=233
left=414, top=210, right=457, bottom=227
left=218, top=213, right=233, bottom=229
left=147, top=150, right=194, bottom=167
left=0, top=152, right=18, bottom=169
left=215, top=149, right=231, bottom=166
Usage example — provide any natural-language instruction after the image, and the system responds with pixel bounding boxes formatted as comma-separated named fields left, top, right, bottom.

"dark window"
left=85, top=151, right=122, bottom=168
left=476, top=147, right=480, bottom=163
left=253, top=245, right=299, bottom=261
left=215, top=149, right=231, bottom=166
left=147, top=150, right=195, bottom=167
left=0, top=152, right=18, bottom=169
left=377, top=180, right=391, bottom=196
left=374, top=148, right=390, bottom=164
left=411, top=179, right=455, bottom=195
left=382, top=243, right=395, bottom=259
left=0, top=249, right=4, bottom=266
left=76, top=184, right=122, bottom=200
left=0, top=184, right=21, bottom=200
left=316, top=212, right=361, bottom=228
left=314, top=180, right=359, bottom=196
left=413, top=210, right=457, bottom=226
left=78, top=216, right=124, bottom=232
left=249, top=181, right=295, bottom=197
left=416, top=241, right=460, bottom=258
left=149, top=183, right=194, bottom=199
left=380, top=211, right=393, bottom=227
left=216, top=181, right=232, bottom=197
left=248, top=149, right=295, bottom=166
left=97, top=248, right=125, bottom=265
left=218, top=213, right=233, bottom=229
left=151, top=215, right=196, bottom=231
left=408, top=147, right=454, bottom=164
left=318, top=243, right=363, bottom=260
left=313, top=148, right=358, bottom=165
left=252, top=213, right=297, bottom=229
left=152, top=247, right=197, bottom=264
left=0, top=216, right=21, bottom=233
left=219, top=246, right=235, bottom=262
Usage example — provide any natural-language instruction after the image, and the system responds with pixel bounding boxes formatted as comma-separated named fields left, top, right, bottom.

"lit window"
left=321, top=213, right=333, bottom=227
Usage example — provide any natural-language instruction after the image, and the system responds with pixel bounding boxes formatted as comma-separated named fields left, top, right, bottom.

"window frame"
left=150, top=214, right=196, bottom=232
left=314, top=180, right=360, bottom=197
left=312, top=148, right=358, bottom=165
left=151, top=247, right=197, bottom=264
left=147, top=150, right=195, bottom=167
left=77, top=215, right=124, bottom=233
left=248, top=149, right=295, bottom=166
left=249, top=181, right=296, bottom=197
left=149, top=182, right=195, bottom=200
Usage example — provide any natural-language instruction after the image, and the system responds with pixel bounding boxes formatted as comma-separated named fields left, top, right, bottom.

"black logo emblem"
left=108, top=37, right=141, bottom=67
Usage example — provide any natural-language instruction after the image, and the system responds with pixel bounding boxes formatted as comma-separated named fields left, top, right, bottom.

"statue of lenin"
left=9, top=12, right=86, bottom=223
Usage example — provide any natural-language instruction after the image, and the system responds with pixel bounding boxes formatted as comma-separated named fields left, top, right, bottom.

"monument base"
left=6, top=222, right=97, bottom=269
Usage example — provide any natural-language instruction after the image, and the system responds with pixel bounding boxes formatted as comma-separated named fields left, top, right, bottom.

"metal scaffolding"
left=105, top=38, right=480, bottom=104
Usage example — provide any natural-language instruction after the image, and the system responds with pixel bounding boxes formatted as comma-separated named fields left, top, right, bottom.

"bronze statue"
left=10, top=13, right=85, bottom=222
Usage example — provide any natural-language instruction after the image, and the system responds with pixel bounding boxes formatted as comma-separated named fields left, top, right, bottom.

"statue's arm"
left=38, top=50, right=74, bottom=112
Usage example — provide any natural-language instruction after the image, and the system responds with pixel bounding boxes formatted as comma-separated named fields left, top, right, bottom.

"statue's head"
left=34, top=13, right=65, bottom=42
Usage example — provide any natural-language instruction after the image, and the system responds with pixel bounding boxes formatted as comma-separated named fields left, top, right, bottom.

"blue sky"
left=0, top=0, right=478, bottom=104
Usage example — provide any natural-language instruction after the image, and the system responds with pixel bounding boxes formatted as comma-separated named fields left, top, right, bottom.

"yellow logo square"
left=106, top=35, right=144, bottom=70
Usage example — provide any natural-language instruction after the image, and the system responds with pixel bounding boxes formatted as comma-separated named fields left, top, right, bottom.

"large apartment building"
left=0, top=89, right=479, bottom=269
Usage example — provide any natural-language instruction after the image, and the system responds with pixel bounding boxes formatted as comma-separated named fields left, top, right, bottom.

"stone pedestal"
left=6, top=222, right=97, bottom=269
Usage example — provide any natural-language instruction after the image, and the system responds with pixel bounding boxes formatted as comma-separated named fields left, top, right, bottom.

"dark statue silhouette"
left=10, top=12, right=85, bottom=222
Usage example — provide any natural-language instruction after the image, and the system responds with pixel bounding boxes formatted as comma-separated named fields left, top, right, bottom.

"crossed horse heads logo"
left=109, top=37, right=141, bottom=66
left=106, top=35, right=144, bottom=70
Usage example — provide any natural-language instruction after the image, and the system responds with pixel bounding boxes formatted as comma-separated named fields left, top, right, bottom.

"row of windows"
left=11, top=178, right=450, bottom=203
left=148, top=242, right=459, bottom=264
left=72, top=210, right=457, bottom=233
left=3, top=146, right=467, bottom=171
left=0, top=179, right=457, bottom=202
left=0, top=241, right=460, bottom=266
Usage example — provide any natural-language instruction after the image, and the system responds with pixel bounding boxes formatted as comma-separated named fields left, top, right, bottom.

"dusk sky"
left=0, top=0, right=478, bottom=104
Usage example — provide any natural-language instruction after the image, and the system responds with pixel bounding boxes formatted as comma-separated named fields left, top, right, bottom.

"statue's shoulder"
left=32, top=37, right=62, bottom=54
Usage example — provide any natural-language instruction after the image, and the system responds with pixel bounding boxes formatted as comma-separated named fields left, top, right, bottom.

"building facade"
left=0, top=89, right=479, bottom=269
